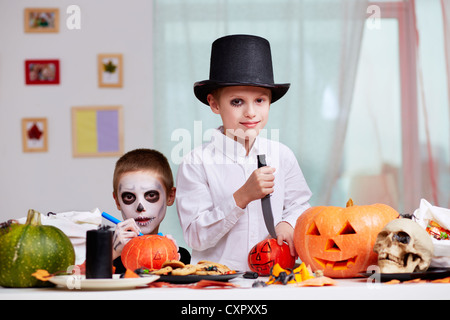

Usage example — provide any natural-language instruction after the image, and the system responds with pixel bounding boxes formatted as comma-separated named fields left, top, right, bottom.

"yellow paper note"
left=75, top=110, right=98, bottom=153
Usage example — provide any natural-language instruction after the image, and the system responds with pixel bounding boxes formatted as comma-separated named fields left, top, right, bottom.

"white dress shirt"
left=176, top=127, right=312, bottom=271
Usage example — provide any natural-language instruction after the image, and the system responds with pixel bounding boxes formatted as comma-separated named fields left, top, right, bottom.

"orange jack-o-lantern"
left=294, top=199, right=399, bottom=278
left=121, top=235, right=178, bottom=270
left=248, top=238, right=295, bottom=276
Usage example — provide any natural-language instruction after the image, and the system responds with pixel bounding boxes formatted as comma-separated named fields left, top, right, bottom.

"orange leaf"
left=403, top=278, right=425, bottom=284
left=124, top=269, right=140, bottom=278
left=32, top=269, right=52, bottom=282
left=384, top=279, right=401, bottom=285
left=431, top=277, right=450, bottom=283
left=296, top=276, right=337, bottom=287
left=191, top=280, right=239, bottom=289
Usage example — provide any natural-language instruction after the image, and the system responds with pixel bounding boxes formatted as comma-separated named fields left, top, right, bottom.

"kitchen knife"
left=257, top=154, right=277, bottom=239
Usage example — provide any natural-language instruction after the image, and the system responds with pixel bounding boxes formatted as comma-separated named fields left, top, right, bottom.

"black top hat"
left=194, top=34, right=290, bottom=105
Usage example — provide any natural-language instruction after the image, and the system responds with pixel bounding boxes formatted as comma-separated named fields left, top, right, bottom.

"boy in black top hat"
left=176, top=35, right=312, bottom=271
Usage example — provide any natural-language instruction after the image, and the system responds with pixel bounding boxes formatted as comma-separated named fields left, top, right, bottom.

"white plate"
left=49, top=274, right=159, bottom=290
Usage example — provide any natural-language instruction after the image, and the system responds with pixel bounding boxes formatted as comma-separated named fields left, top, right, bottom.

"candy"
left=426, top=221, right=450, bottom=240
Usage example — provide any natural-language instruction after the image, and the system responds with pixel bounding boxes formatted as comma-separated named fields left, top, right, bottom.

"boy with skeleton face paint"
left=115, top=171, right=168, bottom=237
left=111, top=149, right=188, bottom=272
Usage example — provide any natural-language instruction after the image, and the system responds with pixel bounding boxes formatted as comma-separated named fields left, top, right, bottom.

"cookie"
left=196, top=262, right=230, bottom=274
left=195, top=270, right=222, bottom=275
left=171, top=264, right=197, bottom=276
left=150, top=266, right=173, bottom=275
left=162, top=260, right=185, bottom=269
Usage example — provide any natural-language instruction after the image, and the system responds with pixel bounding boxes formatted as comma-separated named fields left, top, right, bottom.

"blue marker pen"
left=101, top=212, right=163, bottom=236
left=101, top=212, right=144, bottom=236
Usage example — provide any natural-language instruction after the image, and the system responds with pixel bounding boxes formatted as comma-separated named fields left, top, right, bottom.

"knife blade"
left=257, top=154, right=277, bottom=239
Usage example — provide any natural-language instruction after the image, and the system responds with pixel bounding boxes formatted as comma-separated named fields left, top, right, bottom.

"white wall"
left=0, top=0, right=154, bottom=223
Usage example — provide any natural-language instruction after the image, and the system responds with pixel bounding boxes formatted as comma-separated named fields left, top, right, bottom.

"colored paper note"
left=73, top=107, right=122, bottom=156
left=97, top=110, right=119, bottom=152
left=75, top=110, right=98, bottom=154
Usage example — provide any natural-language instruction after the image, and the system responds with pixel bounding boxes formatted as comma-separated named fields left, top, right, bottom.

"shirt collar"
left=211, top=126, right=268, bottom=163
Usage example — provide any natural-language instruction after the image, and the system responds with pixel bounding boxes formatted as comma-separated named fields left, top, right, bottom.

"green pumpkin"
left=0, top=209, right=75, bottom=287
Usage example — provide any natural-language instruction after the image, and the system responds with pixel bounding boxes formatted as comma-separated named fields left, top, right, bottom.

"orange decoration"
left=248, top=238, right=295, bottom=276
left=296, top=276, right=337, bottom=287
left=431, top=277, right=450, bottom=283
left=31, top=269, right=52, bottom=282
left=124, top=269, right=140, bottom=278
left=294, top=199, right=399, bottom=278
left=385, top=279, right=401, bottom=285
left=121, top=235, right=178, bottom=271
left=266, top=263, right=314, bottom=285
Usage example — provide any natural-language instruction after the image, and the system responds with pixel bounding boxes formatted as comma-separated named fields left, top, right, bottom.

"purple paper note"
left=97, top=110, right=119, bottom=152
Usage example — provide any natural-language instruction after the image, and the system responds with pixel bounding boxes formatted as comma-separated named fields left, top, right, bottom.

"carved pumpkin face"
left=121, top=235, right=178, bottom=270
left=294, top=199, right=399, bottom=278
left=248, top=238, right=295, bottom=276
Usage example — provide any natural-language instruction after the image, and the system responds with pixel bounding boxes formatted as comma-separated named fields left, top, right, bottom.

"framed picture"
left=22, top=118, right=48, bottom=152
left=24, top=8, right=59, bottom=33
left=98, top=54, right=123, bottom=88
left=25, top=59, right=60, bottom=85
left=71, top=106, right=124, bottom=157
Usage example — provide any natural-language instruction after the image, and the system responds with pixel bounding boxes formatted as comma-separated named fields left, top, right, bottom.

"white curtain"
left=441, top=0, right=450, bottom=208
left=152, top=0, right=368, bottom=242
left=413, top=0, right=450, bottom=209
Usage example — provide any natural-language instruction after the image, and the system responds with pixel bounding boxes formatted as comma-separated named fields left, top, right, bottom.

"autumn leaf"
left=32, top=269, right=52, bottom=282
left=27, top=123, right=43, bottom=140
left=103, top=60, right=117, bottom=73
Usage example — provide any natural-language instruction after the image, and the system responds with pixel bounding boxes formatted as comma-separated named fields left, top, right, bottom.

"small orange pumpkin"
left=121, top=235, right=178, bottom=270
left=294, top=199, right=399, bottom=278
left=248, top=238, right=295, bottom=276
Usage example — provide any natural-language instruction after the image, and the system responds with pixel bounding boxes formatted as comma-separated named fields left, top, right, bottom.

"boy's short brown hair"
left=113, top=149, right=174, bottom=197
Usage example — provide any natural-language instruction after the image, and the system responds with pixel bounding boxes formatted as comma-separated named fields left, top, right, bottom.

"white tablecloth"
left=0, top=276, right=449, bottom=300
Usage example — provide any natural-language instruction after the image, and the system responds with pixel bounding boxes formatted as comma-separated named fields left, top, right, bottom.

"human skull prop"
left=373, top=218, right=434, bottom=273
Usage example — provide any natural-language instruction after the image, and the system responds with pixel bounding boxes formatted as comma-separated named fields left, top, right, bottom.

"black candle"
left=86, top=226, right=113, bottom=279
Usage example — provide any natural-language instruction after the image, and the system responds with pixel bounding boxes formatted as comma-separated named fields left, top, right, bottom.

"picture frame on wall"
left=24, top=8, right=59, bottom=33
left=25, top=59, right=60, bottom=85
left=98, top=54, right=123, bottom=88
left=71, top=106, right=124, bottom=157
left=22, top=118, right=48, bottom=153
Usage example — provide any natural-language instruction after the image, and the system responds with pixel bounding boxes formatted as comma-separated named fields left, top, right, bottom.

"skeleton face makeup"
left=116, top=171, right=167, bottom=235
